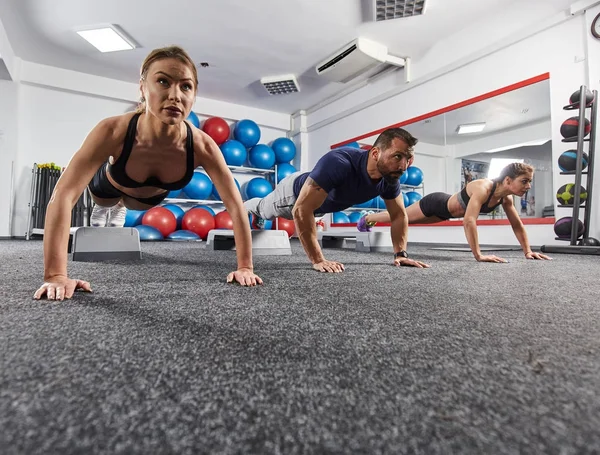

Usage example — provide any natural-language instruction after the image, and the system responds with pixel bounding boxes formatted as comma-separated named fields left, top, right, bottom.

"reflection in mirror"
left=342, top=78, right=552, bottom=219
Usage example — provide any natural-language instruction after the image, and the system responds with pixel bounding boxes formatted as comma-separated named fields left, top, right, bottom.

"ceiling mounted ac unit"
left=315, top=37, right=410, bottom=84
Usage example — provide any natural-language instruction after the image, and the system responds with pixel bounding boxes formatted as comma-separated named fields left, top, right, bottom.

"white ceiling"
left=357, top=79, right=551, bottom=146
left=0, top=0, right=575, bottom=113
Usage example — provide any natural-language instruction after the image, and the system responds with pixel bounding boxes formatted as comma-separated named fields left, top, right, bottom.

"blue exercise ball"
left=124, top=209, right=146, bottom=227
left=405, top=166, right=424, bottom=186
left=220, top=140, right=247, bottom=166
left=186, top=111, right=200, bottom=128
left=354, top=200, right=372, bottom=209
left=343, top=141, right=360, bottom=149
left=183, top=172, right=213, bottom=200
left=348, top=212, right=362, bottom=223
left=249, top=144, right=276, bottom=169
left=212, top=178, right=241, bottom=201
left=167, top=230, right=201, bottom=241
left=371, top=196, right=385, bottom=209
left=332, top=212, right=351, bottom=224
left=190, top=204, right=216, bottom=216
left=135, top=225, right=163, bottom=241
left=276, top=163, right=297, bottom=183
left=400, top=171, right=408, bottom=185
left=271, top=137, right=296, bottom=163
left=167, top=189, right=182, bottom=199
left=402, top=192, right=409, bottom=207
left=233, top=119, right=261, bottom=148
left=246, top=177, right=273, bottom=199
left=162, top=204, right=185, bottom=229
left=405, top=191, right=422, bottom=207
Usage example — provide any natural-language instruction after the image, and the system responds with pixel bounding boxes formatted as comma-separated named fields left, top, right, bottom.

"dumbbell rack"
left=541, top=85, right=600, bottom=255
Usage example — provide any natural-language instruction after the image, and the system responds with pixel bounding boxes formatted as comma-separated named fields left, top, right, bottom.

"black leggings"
left=418, top=192, right=453, bottom=220
left=88, top=163, right=169, bottom=207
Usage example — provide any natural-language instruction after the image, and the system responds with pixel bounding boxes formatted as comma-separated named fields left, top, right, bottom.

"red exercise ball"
left=202, top=117, right=230, bottom=145
left=182, top=208, right=215, bottom=240
left=273, top=217, right=295, bottom=238
left=215, top=210, right=234, bottom=229
left=141, top=207, right=177, bottom=237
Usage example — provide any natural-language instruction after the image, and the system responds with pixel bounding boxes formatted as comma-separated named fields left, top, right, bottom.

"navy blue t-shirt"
left=292, top=147, right=401, bottom=214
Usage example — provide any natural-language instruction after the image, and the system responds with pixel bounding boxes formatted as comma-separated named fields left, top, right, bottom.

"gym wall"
left=306, top=13, right=594, bottom=246
left=0, top=76, right=289, bottom=238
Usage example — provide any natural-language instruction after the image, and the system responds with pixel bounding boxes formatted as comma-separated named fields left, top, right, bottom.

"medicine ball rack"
left=26, top=164, right=92, bottom=240
left=541, top=85, right=599, bottom=255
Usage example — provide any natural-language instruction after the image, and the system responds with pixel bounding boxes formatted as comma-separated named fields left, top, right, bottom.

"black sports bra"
left=107, top=113, right=195, bottom=191
left=460, top=180, right=503, bottom=214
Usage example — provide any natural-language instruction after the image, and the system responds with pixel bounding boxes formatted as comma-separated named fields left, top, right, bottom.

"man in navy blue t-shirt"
left=244, top=128, right=430, bottom=272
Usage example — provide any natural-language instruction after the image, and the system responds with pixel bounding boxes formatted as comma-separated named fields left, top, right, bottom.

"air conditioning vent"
left=317, top=45, right=357, bottom=73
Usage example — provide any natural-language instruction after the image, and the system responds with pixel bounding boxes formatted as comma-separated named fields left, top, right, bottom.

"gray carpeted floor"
left=1, top=238, right=600, bottom=454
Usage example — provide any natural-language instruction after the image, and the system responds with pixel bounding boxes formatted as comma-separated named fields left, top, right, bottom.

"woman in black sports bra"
left=359, top=163, right=551, bottom=263
left=34, top=46, right=263, bottom=300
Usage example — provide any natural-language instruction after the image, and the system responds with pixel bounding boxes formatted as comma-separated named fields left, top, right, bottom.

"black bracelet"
left=394, top=250, right=408, bottom=259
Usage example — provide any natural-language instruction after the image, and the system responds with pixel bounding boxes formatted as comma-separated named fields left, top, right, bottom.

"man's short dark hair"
left=373, top=128, right=418, bottom=153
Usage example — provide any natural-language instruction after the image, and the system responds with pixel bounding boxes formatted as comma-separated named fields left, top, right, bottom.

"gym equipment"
left=271, top=137, right=296, bottom=163
left=183, top=172, right=213, bottom=200
left=554, top=216, right=584, bottom=239
left=166, top=230, right=201, bottom=241
left=233, top=119, right=261, bottom=148
left=317, top=231, right=359, bottom=250
left=26, top=164, right=92, bottom=239
left=248, top=144, right=276, bottom=169
left=186, top=111, right=200, bottom=128
left=141, top=207, right=177, bottom=237
left=215, top=211, right=234, bottom=229
left=167, top=189, right=182, bottom=198
left=353, top=200, right=372, bottom=209
left=124, top=209, right=146, bottom=227
left=332, top=212, right=351, bottom=223
left=202, top=116, right=230, bottom=145
left=579, top=237, right=600, bottom=246
left=273, top=217, right=295, bottom=238
left=276, top=163, right=296, bottom=183
left=182, top=208, right=215, bottom=240
left=191, top=204, right=216, bottom=216
left=135, top=225, right=164, bottom=241
left=404, top=166, right=424, bottom=186
left=348, top=212, right=362, bottom=223
left=220, top=140, right=247, bottom=166
left=543, top=85, right=599, bottom=255
left=405, top=191, right=422, bottom=207
left=212, top=178, right=241, bottom=201
left=400, top=172, right=408, bottom=184
left=161, top=204, right=185, bottom=229
left=402, top=192, right=409, bottom=207
left=560, top=116, right=591, bottom=139
left=371, top=196, right=385, bottom=209
left=558, top=150, right=588, bottom=172
left=206, top=229, right=291, bottom=255
left=70, top=227, right=142, bottom=261
left=569, top=88, right=594, bottom=108
left=245, top=177, right=273, bottom=199
left=556, top=183, right=587, bottom=205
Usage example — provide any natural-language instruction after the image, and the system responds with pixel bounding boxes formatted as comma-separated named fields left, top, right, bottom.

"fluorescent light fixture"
left=487, top=158, right=524, bottom=179
left=482, top=139, right=551, bottom=154
left=77, top=26, right=136, bottom=53
left=457, top=123, right=486, bottom=134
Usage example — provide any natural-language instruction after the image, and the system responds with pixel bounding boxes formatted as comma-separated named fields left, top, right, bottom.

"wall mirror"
left=334, top=74, right=553, bottom=220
